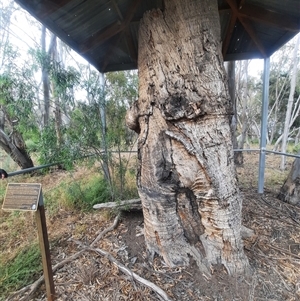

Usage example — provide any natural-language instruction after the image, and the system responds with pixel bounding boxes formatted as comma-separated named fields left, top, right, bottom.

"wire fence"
left=4, top=148, right=300, bottom=194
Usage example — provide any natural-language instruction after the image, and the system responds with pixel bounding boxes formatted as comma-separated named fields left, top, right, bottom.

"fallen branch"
left=93, top=198, right=142, bottom=211
left=269, top=244, right=300, bottom=260
left=88, top=246, right=173, bottom=301
left=91, top=212, right=121, bottom=247
left=70, top=239, right=173, bottom=301
left=6, top=214, right=121, bottom=301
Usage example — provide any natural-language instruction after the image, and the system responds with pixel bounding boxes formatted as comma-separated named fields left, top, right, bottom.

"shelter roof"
left=15, top=0, right=300, bottom=73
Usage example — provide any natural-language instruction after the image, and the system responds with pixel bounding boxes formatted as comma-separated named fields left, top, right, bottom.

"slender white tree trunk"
left=41, top=25, right=50, bottom=127
left=280, top=36, right=300, bottom=170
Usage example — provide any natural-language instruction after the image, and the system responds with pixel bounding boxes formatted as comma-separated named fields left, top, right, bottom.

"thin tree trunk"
left=280, top=36, right=299, bottom=170
left=226, top=61, right=241, bottom=165
left=49, top=35, right=64, bottom=147
left=41, top=25, right=50, bottom=128
left=237, top=61, right=250, bottom=163
left=268, top=74, right=289, bottom=144
left=98, top=73, right=112, bottom=186
left=127, top=0, right=248, bottom=275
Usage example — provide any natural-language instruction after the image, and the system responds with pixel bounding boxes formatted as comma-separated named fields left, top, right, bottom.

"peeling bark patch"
left=125, top=100, right=140, bottom=134
left=160, top=94, right=205, bottom=120
left=222, top=240, right=233, bottom=261
left=154, top=231, right=161, bottom=247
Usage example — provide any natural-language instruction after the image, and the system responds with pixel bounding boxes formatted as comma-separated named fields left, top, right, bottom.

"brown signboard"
left=2, top=183, right=41, bottom=211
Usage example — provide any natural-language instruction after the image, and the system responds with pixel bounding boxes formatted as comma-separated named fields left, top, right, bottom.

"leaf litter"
left=2, top=153, right=300, bottom=301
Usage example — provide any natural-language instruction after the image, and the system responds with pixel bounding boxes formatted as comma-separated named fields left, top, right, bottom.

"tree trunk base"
left=278, top=157, right=300, bottom=206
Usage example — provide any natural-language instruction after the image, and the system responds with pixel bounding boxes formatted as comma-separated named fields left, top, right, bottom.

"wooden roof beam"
left=100, top=28, right=137, bottom=73
left=222, top=11, right=238, bottom=58
left=99, top=33, right=122, bottom=72
left=239, top=16, right=267, bottom=57
left=225, top=0, right=267, bottom=57
left=124, top=28, right=137, bottom=64
left=100, top=0, right=137, bottom=72
left=80, top=0, right=141, bottom=53
left=111, top=0, right=124, bottom=21
left=239, top=3, right=300, bottom=32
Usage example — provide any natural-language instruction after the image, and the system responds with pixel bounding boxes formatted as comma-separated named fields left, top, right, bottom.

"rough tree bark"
left=0, top=110, right=33, bottom=169
left=126, top=0, right=248, bottom=275
left=278, top=155, right=300, bottom=206
left=0, top=128, right=34, bottom=169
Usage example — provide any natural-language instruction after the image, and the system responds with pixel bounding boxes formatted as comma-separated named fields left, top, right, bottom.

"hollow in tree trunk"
left=126, top=0, right=248, bottom=275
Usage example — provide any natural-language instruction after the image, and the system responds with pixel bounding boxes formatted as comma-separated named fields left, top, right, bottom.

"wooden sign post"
left=2, top=183, right=56, bottom=301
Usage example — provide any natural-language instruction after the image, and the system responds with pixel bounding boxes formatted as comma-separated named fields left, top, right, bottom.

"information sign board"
left=2, top=183, right=41, bottom=211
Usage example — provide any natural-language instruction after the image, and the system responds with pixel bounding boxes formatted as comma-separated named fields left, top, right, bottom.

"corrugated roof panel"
left=219, top=10, right=232, bottom=41
left=129, top=22, right=139, bottom=52
left=228, top=21, right=253, bottom=53
left=249, top=0, right=300, bottom=18
left=55, top=1, right=115, bottom=41
left=15, top=0, right=300, bottom=72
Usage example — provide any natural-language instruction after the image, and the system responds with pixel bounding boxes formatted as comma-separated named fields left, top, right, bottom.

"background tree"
left=278, top=154, right=300, bottom=206
left=41, top=25, right=50, bottom=127
left=267, top=38, right=300, bottom=150
left=0, top=1, right=34, bottom=168
left=280, top=35, right=300, bottom=170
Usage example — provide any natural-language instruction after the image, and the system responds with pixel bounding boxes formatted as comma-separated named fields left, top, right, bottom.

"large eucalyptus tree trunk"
left=126, top=0, right=248, bottom=275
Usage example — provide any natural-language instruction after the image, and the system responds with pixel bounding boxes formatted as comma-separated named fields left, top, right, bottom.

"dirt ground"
left=2, top=152, right=300, bottom=301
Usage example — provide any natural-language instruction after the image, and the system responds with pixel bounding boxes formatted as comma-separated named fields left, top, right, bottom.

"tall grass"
left=0, top=243, right=42, bottom=300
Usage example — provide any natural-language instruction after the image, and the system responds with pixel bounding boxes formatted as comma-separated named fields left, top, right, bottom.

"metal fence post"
left=258, top=57, right=270, bottom=194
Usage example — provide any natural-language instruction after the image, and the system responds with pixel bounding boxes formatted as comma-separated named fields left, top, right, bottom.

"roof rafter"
left=100, top=33, right=123, bottom=72
left=80, top=0, right=141, bottom=53
left=110, top=0, right=137, bottom=65
left=239, top=3, right=299, bottom=32
left=225, top=0, right=267, bottom=58
left=111, top=0, right=124, bottom=21
left=239, top=16, right=267, bottom=57
left=222, top=11, right=238, bottom=58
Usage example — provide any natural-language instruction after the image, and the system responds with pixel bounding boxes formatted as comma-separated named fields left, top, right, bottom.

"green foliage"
left=43, top=162, right=138, bottom=215
left=68, top=175, right=112, bottom=209
left=293, top=143, right=300, bottom=153
left=50, top=64, right=80, bottom=107
left=68, top=102, right=103, bottom=155
left=44, top=174, right=113, bottom=212
left=105, top=70, right=138, bottom=106
left=0, top=73, right=34, bottom=116
left=0, top=71, right=38, bottom=145
left=37, top=124, right=77, bottom=169
left=29, top=48, right=52, bottom=73
left=0, top=244, right=42, bottom=300
left=105, top=70, right=138, bottom=149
